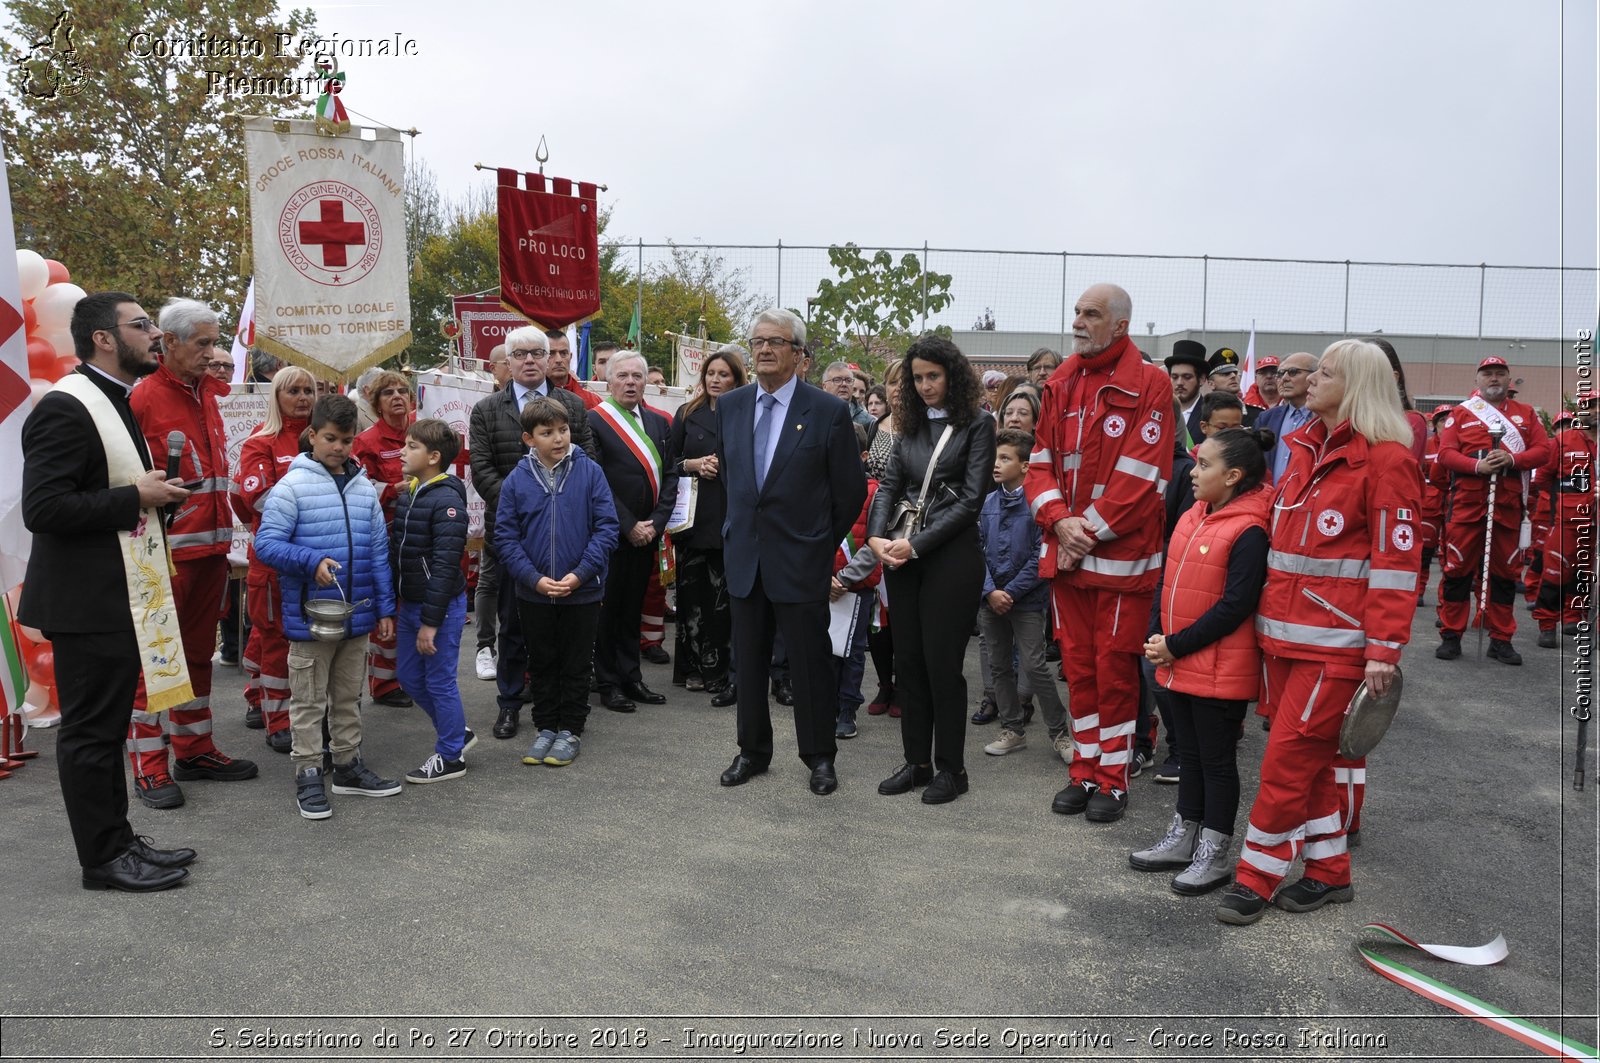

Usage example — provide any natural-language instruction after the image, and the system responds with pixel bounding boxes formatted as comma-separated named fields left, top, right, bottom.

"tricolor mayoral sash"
left=595, top=398, right=662, bottom=505
left=52, top=374, right=194, bottom=712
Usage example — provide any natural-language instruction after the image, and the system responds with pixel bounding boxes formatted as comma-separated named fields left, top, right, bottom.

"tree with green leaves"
left=804, top=243, right=955, bottom=377
left=596, top=242, right=761, bottom=373
left=0, top=0, right=317, bottom=316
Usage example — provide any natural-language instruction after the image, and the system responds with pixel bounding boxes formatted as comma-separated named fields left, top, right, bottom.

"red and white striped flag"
left=231, top=278, right=255, bottom=385
left=0, top=132, right=34, bottom=594
left=1239, top=318, right=1257, bottom=399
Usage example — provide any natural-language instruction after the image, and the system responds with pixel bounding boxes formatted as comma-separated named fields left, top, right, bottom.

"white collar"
left=82, top=362, right=135, bottom=397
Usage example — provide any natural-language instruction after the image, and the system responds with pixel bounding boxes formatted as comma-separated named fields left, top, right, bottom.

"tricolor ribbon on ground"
left=1359, top=922, right=1597, bottom=1061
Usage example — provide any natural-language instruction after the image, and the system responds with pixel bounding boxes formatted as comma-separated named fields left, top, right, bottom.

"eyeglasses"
left=109, top=317, right=159, bottom=333
left=208, top=361, right=234, bottom=372
left=748, top=337, right=799, bottom=351
left=508, top=348, right=544, bottom=361
left=377, top=387, right=410, bottom=398
left=1278, top=368, right=1310, bottom=378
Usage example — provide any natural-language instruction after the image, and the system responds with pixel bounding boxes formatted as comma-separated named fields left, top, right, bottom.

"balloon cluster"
left=16, top=248, right=83, bottom=400
left=11, top=249, right=82, bottom=727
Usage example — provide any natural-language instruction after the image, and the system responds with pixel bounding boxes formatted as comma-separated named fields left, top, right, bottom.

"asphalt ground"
left=1, top=598, right=1595, bottom=1063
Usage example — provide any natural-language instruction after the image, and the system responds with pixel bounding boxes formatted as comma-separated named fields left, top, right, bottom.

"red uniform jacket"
left=1025, top=335, right=1174, bottom=592
left=129, top=363, right=233, bottom=560
left=1546, top=427, right=1596, bottom=519
left=1256, top=418, right=1422, bottom=669
left=834, top=480, right=882, bottom=591
left=231, top=419, right=308, bottom=570
left=555, top=374, right=603, bottom=409
left=1420, top=430, right=1447, bottom=546
left=1437, top=396, right=1551, bottom=526
left=353, top=416, right=412, bottom=522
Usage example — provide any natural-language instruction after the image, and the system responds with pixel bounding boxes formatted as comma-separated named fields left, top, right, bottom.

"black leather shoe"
left=1051, top=781, right=1096, bottom=815
left=772, top=678, right=794, bottom=706
left=921, top=769, right=969, bottom=804
left=1488, top=639, right=1523, bottom=666
left=710, top=687, right=738, bottom=707
left=809, top=758, right=838, bottom=795
left=641, top=644, right=670, bottom=665
left=1435, top=633, right=1462, bottom=660
left=129, top=835, right=197, bottom=869
left=877, top=762, right=933, bottom=795
left=602, top=690, right=637, bottom=713
left=81, top=850, right=188, bottom=892
left=623, top=682, right=666, bottom=705
left=720, top=754, right=768, bottom=787
left=492, top=708, right=520, bottom=739
left=1273, top=876, right=1354, bottom=912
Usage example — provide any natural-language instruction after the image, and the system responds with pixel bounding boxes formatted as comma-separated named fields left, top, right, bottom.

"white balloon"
left=15, top=250, right=48, bottom=301
left=32, top=282, right=86, bottom=331
left=41, top=326, right=74, bottom=359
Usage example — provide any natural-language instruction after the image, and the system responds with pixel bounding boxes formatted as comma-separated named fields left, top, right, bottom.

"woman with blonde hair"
left=1218, top=339, right=1421, bottom=925
left=233, top=366, right=318, bottom=748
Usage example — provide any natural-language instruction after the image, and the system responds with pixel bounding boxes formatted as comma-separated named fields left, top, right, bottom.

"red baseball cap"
left=1256, top=355, right=1280, bottom=370
left=1477, top=355, right=1509, bottom=371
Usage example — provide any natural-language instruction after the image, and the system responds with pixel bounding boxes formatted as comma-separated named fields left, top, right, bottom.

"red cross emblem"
left=1392, top=524, right=1414, bottom=551
left=1316, top=508, right=1345, bottom=536
left=278, top=181, right=382, bottom=287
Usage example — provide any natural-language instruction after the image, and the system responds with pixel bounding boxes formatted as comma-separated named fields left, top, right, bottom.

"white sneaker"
left=475, top=647, right=496, bottom=680
left=984, top=729, right=1028, bottom=756
left=1052, top=734, right=1074, bottom=765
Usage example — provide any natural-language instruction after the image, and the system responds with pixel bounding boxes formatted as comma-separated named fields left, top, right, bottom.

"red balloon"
left=44, top=259, right=70, bottom=285
left=53, top=353, right=79, bottom=380
left=23, top=299, right=37, bottom=332
left=24, top=646, right=54, bottom=687
left=27, top=336, right=56, bottom=377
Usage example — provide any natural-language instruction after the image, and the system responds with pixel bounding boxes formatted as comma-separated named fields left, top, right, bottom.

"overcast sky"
left=316, top=0, right=1596, bottom=272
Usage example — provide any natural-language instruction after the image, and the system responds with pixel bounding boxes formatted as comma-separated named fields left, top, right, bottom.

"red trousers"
left=1534, top=512, right=1593, bottom=629
left=367, top=623, right=400, bottom=698
left=1438, top=516, right=1522, bottom=640
left=1236, top=655, right=1362, bottom=898
left=243, top=567, right=291, bottom=736
left=1055, top=583, right=1150, bottom=794
left=640, top=562, right=666, bottom=650
left=127, top=554, right=229, bottom=777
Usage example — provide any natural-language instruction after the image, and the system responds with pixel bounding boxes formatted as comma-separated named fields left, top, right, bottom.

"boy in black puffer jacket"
left=390, top=418, right=473, bottom=784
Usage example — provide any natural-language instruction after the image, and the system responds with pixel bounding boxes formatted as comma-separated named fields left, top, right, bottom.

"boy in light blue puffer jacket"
left=255, top=394, right=400, bottom=820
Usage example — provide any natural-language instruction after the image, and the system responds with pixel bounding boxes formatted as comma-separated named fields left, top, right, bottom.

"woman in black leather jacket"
left=866, top=335, right=996, bottom=803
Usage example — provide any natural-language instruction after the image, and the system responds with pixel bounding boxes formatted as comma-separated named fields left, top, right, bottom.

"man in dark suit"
left=19, top=291, right=197, bottom=891
left=469, top=325, right=598, bottom=738
left=590, top=351, right=679, bottom=711
left=716, top=308, right=868, bottom=795
left=1255, top=350, right=1318, bottom=483
left=1163, top=340, right=1207, bottom=448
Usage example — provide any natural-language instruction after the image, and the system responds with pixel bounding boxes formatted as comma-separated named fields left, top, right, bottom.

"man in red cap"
left=1434, top=356, right=1551, bottom=663
left=1242, top=355, right=1280, bottom=411
left=1533, top=401, right=1595, bottom=648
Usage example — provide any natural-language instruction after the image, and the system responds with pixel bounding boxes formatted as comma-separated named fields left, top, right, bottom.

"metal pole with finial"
left=1477, top=425, right=1506, bottom=658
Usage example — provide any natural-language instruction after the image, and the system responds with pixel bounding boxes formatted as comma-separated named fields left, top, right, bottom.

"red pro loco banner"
left=495, top=169, right=601, bottom=330
left=450, top=295, right=526, bottom=369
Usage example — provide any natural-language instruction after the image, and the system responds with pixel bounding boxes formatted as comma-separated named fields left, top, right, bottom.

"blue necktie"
left=754, top=392, right=777, bottom=491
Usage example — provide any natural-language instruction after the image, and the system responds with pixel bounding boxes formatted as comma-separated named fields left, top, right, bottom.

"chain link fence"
left=612, top=242, right=1598, bottom=411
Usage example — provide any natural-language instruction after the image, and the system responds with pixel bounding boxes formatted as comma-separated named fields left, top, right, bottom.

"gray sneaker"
left=1172, top=828, right=1233, bottom=895
left=329, top=757, right=402, bottom=797
left=522, top=729, right=558, bottom=766
left=1129, top=813, right=1200, bottom=871
left=295, top=766, right=332, bottom=820
left=543, top=730, right=580, bottom=766
left=983, top=728, right=1027, bottom=756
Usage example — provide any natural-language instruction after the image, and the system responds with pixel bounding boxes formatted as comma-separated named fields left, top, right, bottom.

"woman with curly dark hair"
left=866, top=335, right=995, bottom=803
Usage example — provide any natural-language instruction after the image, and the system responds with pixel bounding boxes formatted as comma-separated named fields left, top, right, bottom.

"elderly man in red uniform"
left=1534, top=401, right=1596, bottom=647
left=1026, top=283, right=1173, bottom=823
left=352, top=369, right=415, bottom=708
left=125, top=298, right=259, bottom=808
left=1434, top=355, right=1552, bottom=664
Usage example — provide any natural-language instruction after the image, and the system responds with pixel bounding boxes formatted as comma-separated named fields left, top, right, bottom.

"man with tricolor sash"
left=19, top=292, right=199, bottom=891
left=590, top=351, right=679, bottom=712
left=1434, top=355, right=1551, bottom=664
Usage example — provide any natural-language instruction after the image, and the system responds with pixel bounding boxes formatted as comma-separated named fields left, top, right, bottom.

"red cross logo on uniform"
left=1316, top=508, right=1345, bottom=536
left=1392, top=524, right=1415, bottom=551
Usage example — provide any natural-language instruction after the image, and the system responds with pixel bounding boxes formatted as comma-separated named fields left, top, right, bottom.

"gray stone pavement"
left=1, top=604, right=1595, bottom=1061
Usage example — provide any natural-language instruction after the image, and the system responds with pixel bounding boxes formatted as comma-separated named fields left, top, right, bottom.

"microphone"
left=164, top=430, right=185, bottom=522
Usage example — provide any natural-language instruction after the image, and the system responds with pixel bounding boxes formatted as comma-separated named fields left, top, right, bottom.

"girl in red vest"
left=1132, top=428, right=1274, bottom=895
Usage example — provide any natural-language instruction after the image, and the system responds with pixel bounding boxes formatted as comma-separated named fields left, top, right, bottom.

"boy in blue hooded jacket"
left=254, top=394, right=400, bottom=820
left=495, top=396, right=619, bottom=767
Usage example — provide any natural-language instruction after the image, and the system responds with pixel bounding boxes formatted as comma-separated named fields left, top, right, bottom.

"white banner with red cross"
left=244, top=116, right=411, bottom=381
left=415, top=369, right=494, bottom=546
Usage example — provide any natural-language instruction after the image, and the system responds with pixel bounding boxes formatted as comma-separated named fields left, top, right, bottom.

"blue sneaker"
left=835, top=708, right=858, bottom=739
left=544, top=730, right=580, bottom=766
left=521, top=729, right=557, bottom=765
